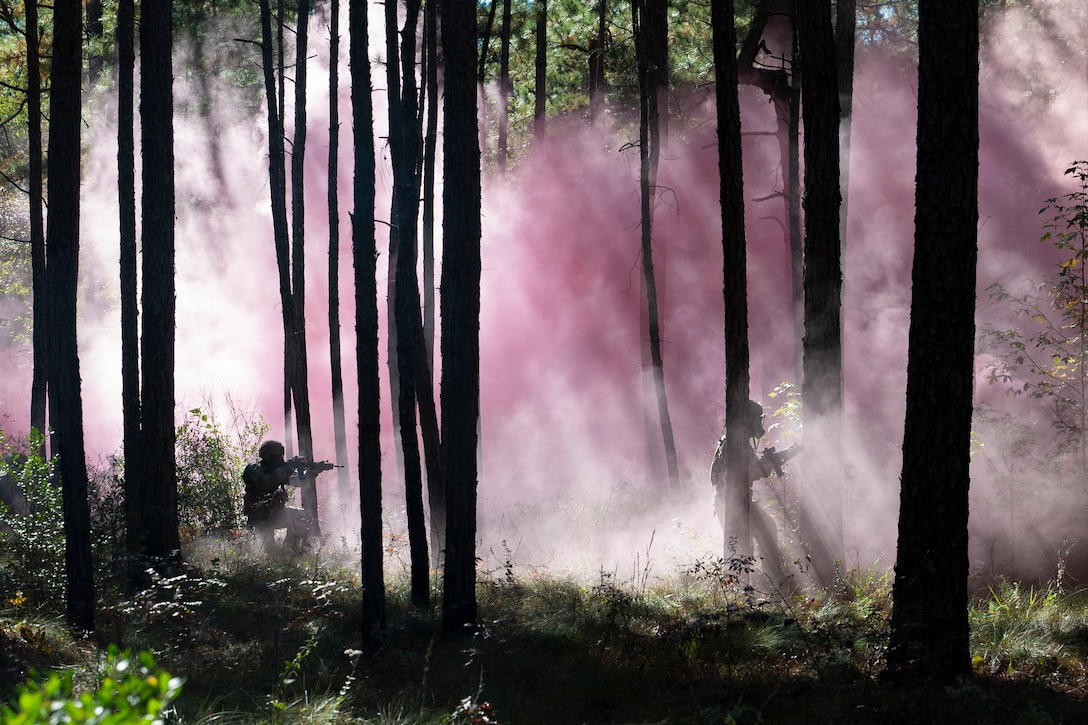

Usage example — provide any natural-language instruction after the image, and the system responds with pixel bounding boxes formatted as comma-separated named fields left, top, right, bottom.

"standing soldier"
left=711, top=400, right=800, bottom=590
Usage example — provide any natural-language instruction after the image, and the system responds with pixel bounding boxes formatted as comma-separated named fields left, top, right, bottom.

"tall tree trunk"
left=590, top=0, right=607, bottom=124
left=797, top=0, right=842, bottom=586
left=644, top=0, right=668, bottom=142
left=887, top=0, right=978, bottom=683
left=140, top=0, right=179, bottom=564
left=476, top=0, right=498, bottom=83
left=713, top=0, right=752, bottom=564
left=836, top=0, right=855, bottom=249
left=291, top=0, right=319, bottom=533
left=387, top=0, right=431, bottom=607
left=328, top=0, right=352, bottom=496
left=404, top=0, right=445, bottom=584
left=385, top=0, right=406, bottom=492
left=117, top=0, right=142, bottom=566
left=441, top=0, right=482, bottom=635
left=421, top=0, right=442, bottom=559
left=350, top=0, right=386, bottom=643
left=28, top=0, right=46, bottom=454
left=498, top=0, right=512, bottom=170
left=47, top=0, right=95, bottom=631
left=476, top=0, right=497, bottom=157
left=632, top=0, right=679, bottom=491
left=835, top=0, right=856, bottom=553
left=259, top=0, right=300, bottom=475
left=533, top=0, right=547, bottom=140
left=788, top=25, right=802, bottom=381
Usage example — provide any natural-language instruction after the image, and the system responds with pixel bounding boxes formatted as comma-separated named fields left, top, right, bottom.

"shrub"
left=0, top=431, right=65, bottom=606
left=1, top=646, right=183, bottom=724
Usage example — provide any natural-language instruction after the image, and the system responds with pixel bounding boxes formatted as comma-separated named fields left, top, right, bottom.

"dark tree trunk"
left=887, top=0, right=978, bottom=683
left=328, top=0, right=352, bottom=496
left=476, top=0, right=497, bottom=157
left=498, top=0, right=512, bottom=170
left=533, top=0, right=547, bottom=140
left=712, top=0, right=752, bottom=562
left=632, top=0, right=680, bottom=491
left=117, top=0, right=142, bottom=565
left=47, top=0, right=95, bottom=631
left=477, top=0, right=498, bottom=83
left=140, top=0, right=179, bottom=564
left=421, top=0, right=443, bottom=559
left=787, top=26, right=802, bottom=380
left=350, top=0, right=386, bottom=643
left=258, top=0, right=291, bottom=368
left=797, top=0, right=843, bottom=586
left=836, top=0, right=856, bottom=251
left=386, top=0, right=431, bottom=607
left=385, top=0, right=406, bottom=492
left=403, top=0, right=446, bottom=585
left=28, top=0, right=46, bottom=454
left=590, top=0, right=607, bottom=124
left=441, top=0, right=482, bottom=635
left=291, top=0, right=319, bottom=532
left=644, top=0, right=668, bottom=142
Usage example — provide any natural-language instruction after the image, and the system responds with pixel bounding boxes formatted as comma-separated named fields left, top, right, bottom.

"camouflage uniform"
left=243, top=440, right=311, bottom=548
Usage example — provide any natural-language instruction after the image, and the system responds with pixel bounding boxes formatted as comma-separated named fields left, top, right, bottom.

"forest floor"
left=3, top=534, right=1088, bottom=724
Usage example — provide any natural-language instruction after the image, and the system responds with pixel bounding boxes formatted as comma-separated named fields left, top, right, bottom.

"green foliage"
left=2, top=645, right=183, bottom=724
left=979, top=161, right=1088, bottom=457
left=174, top=407, right=262, bottom=538
left=0, top=430, right=64, bottom=606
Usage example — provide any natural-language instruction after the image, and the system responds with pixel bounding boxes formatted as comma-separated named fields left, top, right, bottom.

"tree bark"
left=291, top=0, right=319, bottom=532
left=386, top=0, right=431, bottom=607
left=632, top=0, right=680, bottom=491
left=887, top=0, right=978, bottom=683
left=28, top=0, right=46, bottom=454
left=421, top=0, right=443, bottom=560
left=441, top=0, right=483, bottom=635
left=797, top=0, right=843, bottom=585
left=140, top=0, right=179, bottom=564
left=117, top=0, right=142, bottom=568
left=328, top=0, right=352, bottom=497
left=836, top=0, right=856, bottom=251
left=350, top=0, right=386, bottom=643
left=713, top=0, right=752, bottom=563
left=644, top=0, right=668, bottom=142
left=385, top=0, right=406, bottom=492
left=47, top=0, right=95, bottom=631
left=534, top=0, right=547, bottom=140
left=590, top=0, right=607, bottom=124
left=498, top=0, right=512, bottom=170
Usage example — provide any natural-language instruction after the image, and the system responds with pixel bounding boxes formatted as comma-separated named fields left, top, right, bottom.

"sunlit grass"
left=970, top=580, right=1088, bottom=690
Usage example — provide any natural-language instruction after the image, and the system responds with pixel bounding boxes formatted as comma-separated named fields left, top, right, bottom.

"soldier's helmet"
left=258, top=440, right=286, bottom=462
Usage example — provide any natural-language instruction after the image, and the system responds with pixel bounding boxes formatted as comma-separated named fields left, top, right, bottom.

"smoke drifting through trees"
left=1, top=2, right=1086, bottom=580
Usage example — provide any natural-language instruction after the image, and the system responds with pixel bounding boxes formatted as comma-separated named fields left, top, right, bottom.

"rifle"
left=284, top=457, right=342, bottom=476
left=756, top=444, right=802, bottom=479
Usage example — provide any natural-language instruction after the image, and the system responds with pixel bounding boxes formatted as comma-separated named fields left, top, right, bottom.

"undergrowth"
left=3, top=538, right=1088, bottom=723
